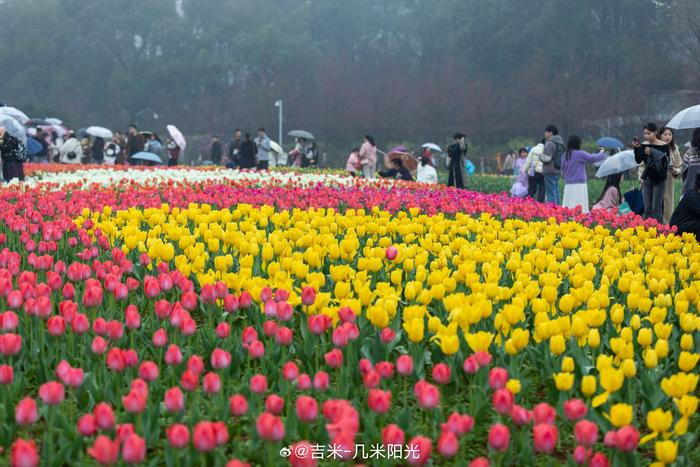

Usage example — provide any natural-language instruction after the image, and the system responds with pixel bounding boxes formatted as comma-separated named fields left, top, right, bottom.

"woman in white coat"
left=59, top=132, right=83, bottom=164
left=416, top=156, right=438, bottom=183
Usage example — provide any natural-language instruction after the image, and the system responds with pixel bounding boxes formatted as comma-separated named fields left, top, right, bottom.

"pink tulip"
left=229, top=394, right=249, bottom=417
left=15, top=397, right=39, bottom=426
left=11, top=439, right=39, bottom=467
left=488, top=423, right=510, bottom=452
left=167, top=424, right=190, bottom=448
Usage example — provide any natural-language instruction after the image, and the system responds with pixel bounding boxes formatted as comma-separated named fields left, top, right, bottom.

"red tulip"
left=382, top=424, right=405, bottom=446
left=94, top=402, right=116, bottom=430
left=203, top=372, right=222, bottom=394
left=105, top=348, right=125, bottom=372
left=474, top=351, right=492, bottom=367
left=216, top=322, right=231, bottom=338
left=385, top=246, right=398, bottom=260
left=91, top=336, right=108, bottom=355
left=532, top=402, right=556, bottom=425
left=167, top=424, right=190, bottom=448
left=265, top=394, right=285, bottom=414
left=563, top=398, right=588, bottom=421
left=15, top=397, right=39, bottom=426
left=164, top=387, right=184, bottom=412
left=589, top=452, right=610, bottom=467
left=492, top=388, right=514, bottom=415
left=324, top=349, right=343, bottom=368
left=367, top=389, right=392, bottom=414
left=313, top=371, right=330, bottom=390
left=276, top=327, right=297, bottom=346
left=121, top=434, right=146, bottom=464
left=380, top=327, right=396, bottom=343
left=414, top=380, right=440, bottom=409
left=437, top=430, right=459, bottom=457
left=375, top=361, right=394, bottom=379
left=87, top=435, right=119, bottom=465
left=443, top=412, right=475, bottom=436
left=213, top=421, right=229, bottom=446
left=488, top=423, right=510, bottom=452
left=0, top=364, right=13, bottom=384
left=282, top=361, right=299, bottom=381
left=256, top=412, right=285, bottom=441
left=338, top=306, right=355, bottom=323
left=574, top=420, right=598, bottom=447
left=223, top=294, right=239, bottom=312
left=123, top=349, right=138, bottom=367
left=11, top=439, right=39, bottom=467
left=71, top=313, right=90, bottom=334
left=138, top=361, right=159, bottom=382
left=614, top=425, right=639, bottom=452
left=432, top=363, right=451, bottom=384
left=297, top=374, right=312, bottom=390
left=396, top=355, right=414, bottom=376
left=77, top=413, right=98, bottom=436
left=122, top=391, right=147, bottom=414
left=289, top=440, right=317, bottom=467
left=193, top=421, right=217, bottom=452
left=359, top=358, right=373, bottom=375
left=250, top=374, right=267, bottom=394
left=245, top=340, right=265, bottom=359
left=0, top=333, right=22, bottom=356
left=241, top=326, right=258, bottom=344
left=301, top=286, right=316, bottom=306
left=186, top=355, right=204, bottom=374
left=39, top=381, right=65, bottom=405
left=180, top=369, right=199, bottom=392
left=308, top=314, right=331, bottom=335
left=332, top=326, right=349, bottom=347
left=262, top=320, right=278, bottom=336
left=533, top=423, right=558, bottom=454
left=469, top=458, right=490, bottom=467
left=229, top=394, right=248, bottom=417
left=573, top=445, right=592, bottom=465
left=488, top=367, right=508, bottom=389
left=510, top=404, right=533, bottom=426
left=406, top=435, right=432, bottom=465
left=296, top=395, right=318, bottom=422
left=164, top=344, right=182, bottom=365
left=47, top=315, right=66, bottom=336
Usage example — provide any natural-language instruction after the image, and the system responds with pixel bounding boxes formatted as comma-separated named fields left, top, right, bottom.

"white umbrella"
left=0, top=106, right=29, bottom=124
left=167, top=125, right=186, bottom=150
left=422, top=142, right=442, bottom=152
left=269, top=140, right=284, bottom=154
left=666, top=104, right=700, bottom=130
left=0, top=114, right=27, bottom=146
left=45, top=117, right=63, bottom=126
left=86, top=126, right=113, bottom=139
left=595, top=150, right=638, bottom=178
left=288, top=130, right=315, bottom=140
left=685, top=141, right=691, bottom=148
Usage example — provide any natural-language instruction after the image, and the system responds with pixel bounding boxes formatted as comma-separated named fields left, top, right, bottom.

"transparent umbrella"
left=0, top=114, right=27, bottom=146
left=595, top=150, right=638, bottom=178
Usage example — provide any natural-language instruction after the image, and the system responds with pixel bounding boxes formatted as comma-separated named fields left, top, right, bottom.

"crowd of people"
left=504, top=123, right=700, bottom=238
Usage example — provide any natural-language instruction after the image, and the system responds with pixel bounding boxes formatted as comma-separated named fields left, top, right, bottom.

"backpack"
left=552, top=141, right=566, bottom=170
left=645, top=148, right=668, bottom=178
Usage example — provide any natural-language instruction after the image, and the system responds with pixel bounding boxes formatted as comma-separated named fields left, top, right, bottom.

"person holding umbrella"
left=681, top=128, right=700, bottom=197
left=59, top=131, right=83, bottom=165
left=447, top=132, right=468, bottom=189
left=0, top=124, right=27, bottom=181
left=254, top=128, right=271, bottom=170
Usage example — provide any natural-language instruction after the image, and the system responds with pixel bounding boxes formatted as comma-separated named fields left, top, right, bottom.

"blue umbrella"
left=27, top=137, right=43, bottom=156
left=130, top=151, right=163, bottom=164
left=596, top=137, right=625, bottom=149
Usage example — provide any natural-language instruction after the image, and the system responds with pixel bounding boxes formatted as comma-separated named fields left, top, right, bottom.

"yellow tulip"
left=553, top=372, right=574, bottom=391
left=561, top=357, right=574, bottom=373
left=581, top=375, right=596, bottom=397
left=654, top=440, right=677, bottom=464
left=608, top=403, right=633, bottom=428
left=646, top=408, right=673, bottom=434
left=674, top=394, right=698, bottom=418
left=465, top=331, right=494, bottom=353
left=506, top=379, right=521, bottom=394
left=644, top=349, right=658, bottom=369
left=549, top=335, right=566, bottom=356
left=678, top=351, right=699, bottom=373
left=599, top=368, right=624, bottom=393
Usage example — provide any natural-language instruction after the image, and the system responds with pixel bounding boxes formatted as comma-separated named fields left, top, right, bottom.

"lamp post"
left=274, top=100, right=283, bottom=146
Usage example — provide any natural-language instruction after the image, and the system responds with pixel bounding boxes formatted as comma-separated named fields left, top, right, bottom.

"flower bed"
left=0, top=167, right=697, bottom=466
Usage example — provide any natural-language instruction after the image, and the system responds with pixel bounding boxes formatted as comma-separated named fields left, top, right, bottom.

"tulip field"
left=0, top=164, right=698, bottom=466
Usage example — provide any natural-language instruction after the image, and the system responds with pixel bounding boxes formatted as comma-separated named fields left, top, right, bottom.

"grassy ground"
left=438, top=172, right=684, bottom=208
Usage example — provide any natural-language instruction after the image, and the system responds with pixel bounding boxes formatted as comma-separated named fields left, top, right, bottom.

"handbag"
left=623, top=188, right=644, bottom=215
left=617, top=202, right=631, bottom=215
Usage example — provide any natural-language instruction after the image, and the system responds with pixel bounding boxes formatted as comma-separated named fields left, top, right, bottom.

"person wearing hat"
left=447, top=132, right=468, bottom=188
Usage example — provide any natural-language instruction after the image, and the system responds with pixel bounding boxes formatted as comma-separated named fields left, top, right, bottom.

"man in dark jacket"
left=379, top=158, right=413, bottom=181
left=238, top=133, right=257, bottom=169
left=670, top=174, right=700, bottom=239
left=227, top=129, right=242, bottom=168
left=210, top=135, right=223, bottom=165
left=126, top=125, right=145, bottom=157
left=540, top=124, right=565, bottom=205
left=447, top=132, right=468, bottom=188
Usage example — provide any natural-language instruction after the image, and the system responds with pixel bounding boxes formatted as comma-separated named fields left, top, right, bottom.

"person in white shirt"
left=416, top=156, right=438, bottom=183
left=59, top=132, right=83, bottom=164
